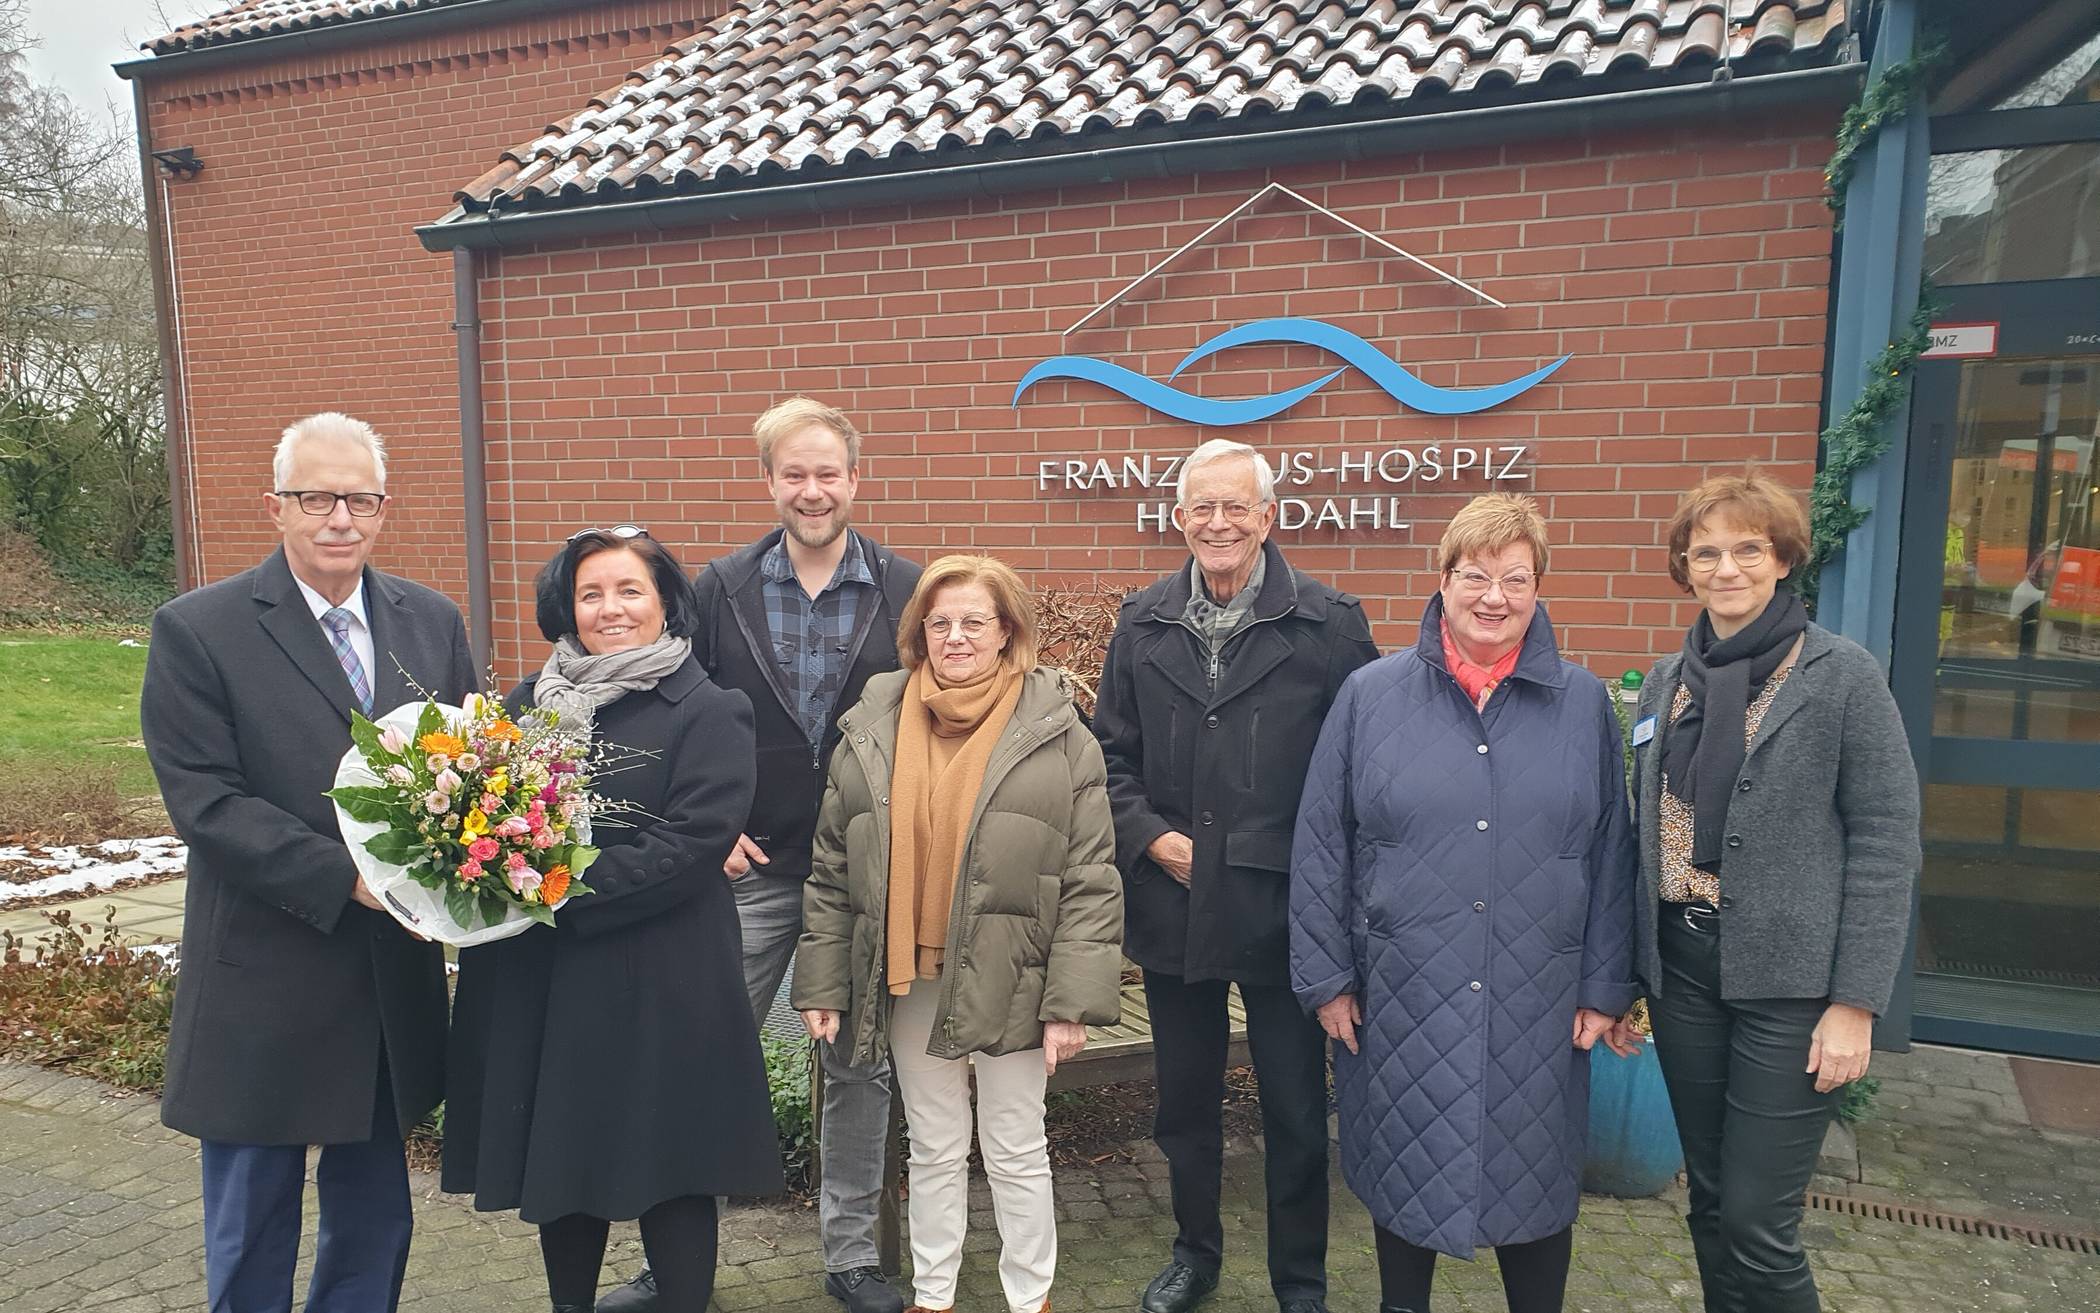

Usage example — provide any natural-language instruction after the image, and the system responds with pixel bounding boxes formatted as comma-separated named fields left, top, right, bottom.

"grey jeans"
left=734, top=868, right=893, bottom=1274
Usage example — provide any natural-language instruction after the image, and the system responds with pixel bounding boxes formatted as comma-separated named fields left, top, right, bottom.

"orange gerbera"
left=484, top=719, right=523, bottom=742
left=418, top=731, right=467, bottom=757
left=539, top=865, right=572, bottom=905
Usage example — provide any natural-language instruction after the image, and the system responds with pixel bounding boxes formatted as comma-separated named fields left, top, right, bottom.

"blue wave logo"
left=1011, top=317, right=1568, bottom=425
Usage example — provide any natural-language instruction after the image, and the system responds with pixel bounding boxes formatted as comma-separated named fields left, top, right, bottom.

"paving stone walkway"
left=3, top=1049, right=2094, bottom=1313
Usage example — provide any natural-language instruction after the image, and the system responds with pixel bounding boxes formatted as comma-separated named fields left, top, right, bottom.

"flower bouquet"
left=327, top=694, right=597, bottom=946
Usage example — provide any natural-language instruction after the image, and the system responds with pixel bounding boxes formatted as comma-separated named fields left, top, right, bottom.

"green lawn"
left=0, top=632, right=157, bottom=802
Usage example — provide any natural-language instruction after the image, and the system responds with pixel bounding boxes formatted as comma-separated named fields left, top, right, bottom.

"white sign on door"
left=1921, top=322, right=1999, bottom=359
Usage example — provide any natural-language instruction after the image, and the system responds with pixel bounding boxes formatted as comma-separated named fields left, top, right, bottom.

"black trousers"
left=1373, top=1224, right=1573, bottom=1313
left=540, top=1196, right=718, bottom=1312
left=1650, top=907, right=1839, bottom=1313
left=1144, top=970, right=1329, bottom=1301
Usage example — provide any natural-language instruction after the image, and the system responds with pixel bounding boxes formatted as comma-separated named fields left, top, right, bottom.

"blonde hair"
left=753, top=396, right=861, bottom=472
left=273, top=412, right=386, bottom=490
left=1664, top=470, right=1810, bottom=591
left=1438, top=493, right=1550, bottom=576
left=896, top=555, right=1040, bottom=673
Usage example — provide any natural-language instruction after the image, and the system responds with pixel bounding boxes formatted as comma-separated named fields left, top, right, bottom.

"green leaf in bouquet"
left=443, top=882, right=481, bottom=930
left=415, top=700, right=446, bottom=747
left=326, top=785, right=400, bottom=824
left=348, top=711, right=392, bottom=767
left=363, top=827, right=429, bottom=867
left=521, top=901, right=556, bottom=927
left=563, top=844, right=601, bottom=880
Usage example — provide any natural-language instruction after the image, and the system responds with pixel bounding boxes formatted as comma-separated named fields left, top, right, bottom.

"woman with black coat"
left=443, top=525, right=783, bottom=1313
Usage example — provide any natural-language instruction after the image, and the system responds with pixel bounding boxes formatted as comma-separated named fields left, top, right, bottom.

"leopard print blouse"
left=1658, top=663, right=1794, bottom=906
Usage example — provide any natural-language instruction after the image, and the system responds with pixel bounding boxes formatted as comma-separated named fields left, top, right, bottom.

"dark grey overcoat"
left=140, top=549, right=478, bottom=1145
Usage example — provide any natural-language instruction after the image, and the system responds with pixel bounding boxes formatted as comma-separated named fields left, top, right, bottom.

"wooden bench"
left=816, top=977, right=1252, bottom=1273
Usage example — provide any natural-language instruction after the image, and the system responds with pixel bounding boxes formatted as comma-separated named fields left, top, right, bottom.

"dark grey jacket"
left=1630, top=623, right=1921, bottom=1016
left=1095, top=540, right=1379, bottom=986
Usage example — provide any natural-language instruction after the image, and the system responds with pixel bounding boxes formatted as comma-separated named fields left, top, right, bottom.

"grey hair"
left=273, top=412, right=388, bottom=490
left=1176, top=438, right=1276, bottom=504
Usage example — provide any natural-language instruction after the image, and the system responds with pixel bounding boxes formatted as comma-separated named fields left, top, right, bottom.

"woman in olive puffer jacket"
left=794, top=554, right=1123, bottom=1313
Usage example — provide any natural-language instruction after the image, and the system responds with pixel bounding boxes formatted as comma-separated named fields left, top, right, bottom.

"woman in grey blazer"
left=1617, top=472, right=1920, bottom=1313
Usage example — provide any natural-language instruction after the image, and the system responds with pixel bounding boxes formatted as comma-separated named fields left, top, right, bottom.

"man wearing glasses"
left=596, top=397, right=919, bottom=1313
left=140, top=412, right=478, bottom=1312
left=1093, top=438, right=1377, bottom=1313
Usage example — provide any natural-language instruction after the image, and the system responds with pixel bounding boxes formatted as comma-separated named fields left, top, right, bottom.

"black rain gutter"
left=452, top=249, right=494, bottom=676
left=415, top=61, right=1864, bottom=254
left=111, top=0, right=604, bottom=82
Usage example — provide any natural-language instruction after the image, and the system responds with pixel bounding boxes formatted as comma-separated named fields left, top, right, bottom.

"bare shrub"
left=0, top=760, right=166, bottom=844
left=1035, top=582, right=1133, bottom=719
left=0, top=906, right=174, bottom=1093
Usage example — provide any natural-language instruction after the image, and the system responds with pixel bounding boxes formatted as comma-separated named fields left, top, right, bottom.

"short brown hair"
left=753, top=396, right=860, bottom=472
left=1664, top=471, right=1810, bottom=591
left=1438, top=493, right=1550, bottom=576
left=896, top=555, right=1040, bottom=673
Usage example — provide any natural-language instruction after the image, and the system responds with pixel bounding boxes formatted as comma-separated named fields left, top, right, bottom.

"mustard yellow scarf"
left=886, top=660, right=1023, bottom=995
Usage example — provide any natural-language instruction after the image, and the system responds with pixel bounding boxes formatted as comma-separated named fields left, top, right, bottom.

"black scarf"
left=1663, top=590, right=1808, bottom=874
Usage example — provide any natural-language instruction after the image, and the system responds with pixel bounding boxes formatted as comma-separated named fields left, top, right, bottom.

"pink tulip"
left=378, top=727, right=408, bottom=755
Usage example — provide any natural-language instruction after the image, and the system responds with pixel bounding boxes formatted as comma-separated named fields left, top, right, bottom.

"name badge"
left=1632, top=715, right=1657, bottom=747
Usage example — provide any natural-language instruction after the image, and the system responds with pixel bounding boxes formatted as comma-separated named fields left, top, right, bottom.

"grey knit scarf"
left=533, top=633, right=691, bottom=741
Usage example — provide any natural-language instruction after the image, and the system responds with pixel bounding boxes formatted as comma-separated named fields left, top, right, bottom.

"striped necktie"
left=322, top=607, right=374, bottom=715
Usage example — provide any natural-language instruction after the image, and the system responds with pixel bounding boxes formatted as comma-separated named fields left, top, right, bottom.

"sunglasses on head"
left=567, top=524, right=650, bottom=543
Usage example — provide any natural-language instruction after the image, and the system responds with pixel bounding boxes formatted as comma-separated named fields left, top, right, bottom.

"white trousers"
left=889, top=979, right=1056, bottom=1313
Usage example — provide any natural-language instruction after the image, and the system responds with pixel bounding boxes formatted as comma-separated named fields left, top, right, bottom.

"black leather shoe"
left=551, top=1305, right=592, bottom=1313
left=595, top=1266, right=658, bottom=1313
left=1140, top=1261, right=1218, bottom=1313
left=827, top=1266, right=907, bottom=1313
left=1279, top=1300, right=1330, bottom=1313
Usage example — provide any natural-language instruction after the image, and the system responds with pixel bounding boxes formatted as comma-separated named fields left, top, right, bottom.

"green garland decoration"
left=1800, top=289, right=1940, bottom=612
left=1824, top=40, right=1946, bottom=220
left=1801, top=39, right=1946, bottom=612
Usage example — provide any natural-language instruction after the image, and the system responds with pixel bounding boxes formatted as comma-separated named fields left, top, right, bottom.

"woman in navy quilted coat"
left=1290, top=494, right=1638, bottom=1313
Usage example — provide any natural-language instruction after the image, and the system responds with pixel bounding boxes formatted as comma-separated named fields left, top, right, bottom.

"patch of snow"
left=0, top=836, right=187, bottom=904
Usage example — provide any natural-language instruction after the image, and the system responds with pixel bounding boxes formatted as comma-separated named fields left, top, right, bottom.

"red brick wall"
left=477, top=118, right=1837, bottom=681
left=140, top=1, right=720, bottom=602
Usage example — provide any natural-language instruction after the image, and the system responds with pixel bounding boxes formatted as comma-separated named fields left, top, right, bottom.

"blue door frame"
left=1890, top=278, right=2100, bottom=1062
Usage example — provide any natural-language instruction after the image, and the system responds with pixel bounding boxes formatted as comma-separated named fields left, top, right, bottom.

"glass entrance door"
left=1896, top=279, right=2100, bottom=1061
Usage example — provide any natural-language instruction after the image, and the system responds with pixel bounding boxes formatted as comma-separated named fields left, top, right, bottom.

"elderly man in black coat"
left=140, top=413, right=478, bottom=1313
left=1094, top=438, right=1378, bottom=1313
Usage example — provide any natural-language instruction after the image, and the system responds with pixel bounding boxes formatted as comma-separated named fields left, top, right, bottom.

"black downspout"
left=130, top=79, right=194, bottom=592
left=453, top=247, right=492, bottom=677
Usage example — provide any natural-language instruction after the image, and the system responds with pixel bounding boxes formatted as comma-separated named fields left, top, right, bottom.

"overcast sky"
left=20, top=0, right=215, bottom=122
